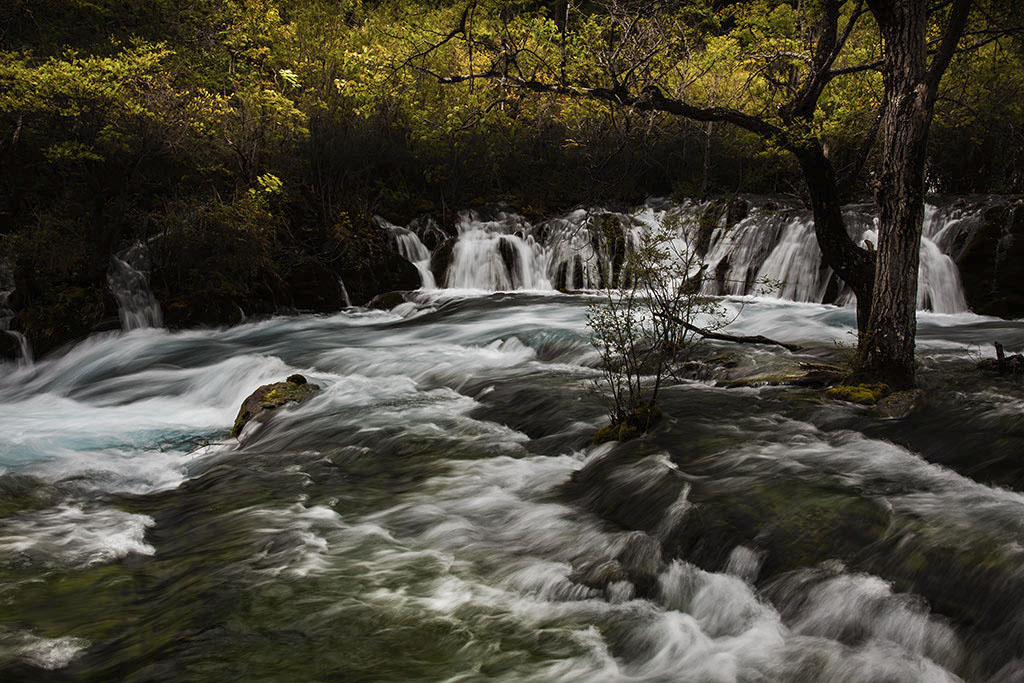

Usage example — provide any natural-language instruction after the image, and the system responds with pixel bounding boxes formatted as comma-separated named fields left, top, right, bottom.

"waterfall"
left=378, top=218, right=437, bottom=289
left=0, top=264, right=32, bottom=366
left=108, top=242, right=163, bottom=331
left=338, top=278, right=352, bottom=308
left=445, top=210, right=553, bottom=290
left=384, top=198, right=978, bottom=312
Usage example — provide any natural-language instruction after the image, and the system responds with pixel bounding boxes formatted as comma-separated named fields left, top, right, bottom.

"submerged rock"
left=231, top=375, right=321, bottom=437
left=570, top=445, right=890, bottom=585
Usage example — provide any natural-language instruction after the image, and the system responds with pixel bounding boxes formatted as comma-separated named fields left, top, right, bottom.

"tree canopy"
left=0, top=0, right=1021, bottom=356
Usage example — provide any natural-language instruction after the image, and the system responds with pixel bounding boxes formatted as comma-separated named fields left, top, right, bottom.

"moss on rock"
left=825, top=383, right=890, bottom=405
left=869, top=389, right=922, bottom=419
left=231, top=375, right=321, bottom=437
left=592, top=405, right=662, bottom=445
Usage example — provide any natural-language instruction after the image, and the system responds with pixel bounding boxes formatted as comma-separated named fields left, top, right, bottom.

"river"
left=1, top=287, right=1023, bottom=681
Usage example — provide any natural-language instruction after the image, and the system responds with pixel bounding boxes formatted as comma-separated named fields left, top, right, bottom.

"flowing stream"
left=2, top=289, right=1024, bottom=681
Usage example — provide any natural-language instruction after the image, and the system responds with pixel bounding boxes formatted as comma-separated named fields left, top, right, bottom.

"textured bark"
left=796, top=146, right=876, bottom=345
left=861, top=0, right=971, bottom=388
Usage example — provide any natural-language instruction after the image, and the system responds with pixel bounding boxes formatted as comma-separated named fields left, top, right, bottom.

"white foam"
left=0, top=505, right=154, bottom=567
left=0, top=630, right=91, bottom=670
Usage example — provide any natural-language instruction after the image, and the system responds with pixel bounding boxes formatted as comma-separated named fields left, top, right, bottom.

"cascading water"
left=445, top=209, right=554, bottom=290
left=337, top=278, right=352, bottom=308
left=387, top=198, right=975, bottom=314
left=108, top=242, right=163, bottom=331
left=0, top=263, right=32, bottom=365
left=379, top=218, right=437, bottom=289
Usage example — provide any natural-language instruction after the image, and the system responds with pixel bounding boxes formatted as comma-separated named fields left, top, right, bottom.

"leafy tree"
left=399, top=0, right=1019, bottom=387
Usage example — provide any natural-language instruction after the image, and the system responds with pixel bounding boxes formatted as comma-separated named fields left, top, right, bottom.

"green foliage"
left=0, top=0, right=1021, bottom=355
left=149, top=195, right=283, bottom=326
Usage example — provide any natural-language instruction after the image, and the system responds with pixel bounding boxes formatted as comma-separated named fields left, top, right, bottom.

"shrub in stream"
left=587, top=217, right=730, bottom=441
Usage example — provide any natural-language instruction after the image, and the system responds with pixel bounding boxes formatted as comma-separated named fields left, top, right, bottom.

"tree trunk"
left=861, top=1, right=932, bottom=389
left=796, top=145, right=876, bottom=346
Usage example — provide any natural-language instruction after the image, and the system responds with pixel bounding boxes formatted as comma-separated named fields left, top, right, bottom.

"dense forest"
left=1, top=0, right=1023, bottom=356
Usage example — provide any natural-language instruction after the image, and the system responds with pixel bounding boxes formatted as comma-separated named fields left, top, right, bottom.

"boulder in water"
left=231, top=375, right=321, bottom=437
left=368, top=291, right=409, bottom=310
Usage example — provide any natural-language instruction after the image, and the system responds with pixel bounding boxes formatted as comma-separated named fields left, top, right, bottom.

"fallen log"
left=654, top=312, right=803, bottom=352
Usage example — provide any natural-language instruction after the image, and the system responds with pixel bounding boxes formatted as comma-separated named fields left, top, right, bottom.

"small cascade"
left=702, top=209, right=794, bottom=296
left=383, top=198, right=979, bottom=312
left=445, top=210, right=553, bottom=290
left=379, top=218, right=436, bottom=289
left=338, top=278, right=352, bottom=308
left=0, top=264, right=33, bottom=365
left=108, top=242, right=163, bottom=331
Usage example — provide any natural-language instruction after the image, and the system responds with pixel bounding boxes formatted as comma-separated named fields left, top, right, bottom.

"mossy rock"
left=592, top=405, right=662, bottom=445
left=825, top=383, right=890, bottom=405
left=869, top=389, right=922, bottom=419
left=231, top=374, right=321, bottom=437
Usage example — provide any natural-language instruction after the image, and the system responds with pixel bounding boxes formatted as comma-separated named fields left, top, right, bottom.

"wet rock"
left=726, top=197, right=749, bottom=229
left=430, top=237, right=457, bottom=287
left=571, top=445, right=890, bottom=585
left=0, top=333, right=20, bottom=362
left=498, top=236, right=519, bottom=282
left=616, top=532, right=665, bottom=595
left=672, top=481, right=891, bottom=581
left=407, top=215, right=449, bottom=251
left=368, top=291, right=409, bottom=310
left=977, top=341, right=1024, bottom=376
left=554, top=261, right=570, bottom=292
left=231, top=376, right=321, bottom=437
left=868, top=523, right=1024, bottom=676
left=0, top=474, right=60, bottom=517
left=287, top=258, right=348, bottom=312
left=334, top=226, right=421, bottom=306
left=694, top=202, right=723, bottom=257
left=592, top=405, right=662, bottom=444
left=869, top=389, right=922, bottom=419
left=569, top=446, right=690, bottom=534
left=951, top=199, right=1024, bottom=318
